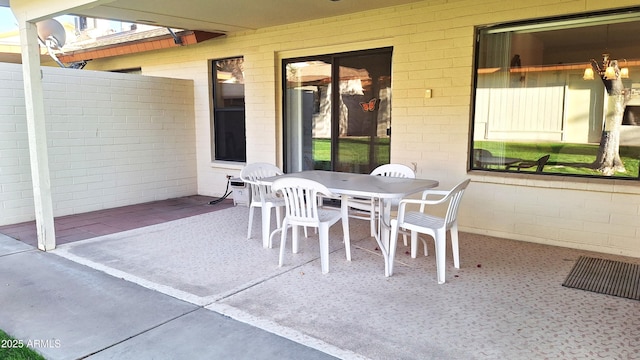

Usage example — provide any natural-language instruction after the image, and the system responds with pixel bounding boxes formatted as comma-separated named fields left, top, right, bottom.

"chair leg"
left=292, top=225, right=300, bottom=253
left=410, top=230, right=419, bottom=258
left=275, top=206, right=282, bottom=228
left=269, top=227, right=283, bottom=251
left=421, top=236, right=429, bottom=256
left=268, top=207, right=283, bottom=249
left=247, top=205, right=255, bottom=239
left=411, top=232, right=431, bottom=257
left=319, top=223, right=330, bottom=274
left=451, top=223, right=460, bottom=269
left=278, top=220, right=289, bottom=267
left=262, top=206, right=271, bottom=248
left=435, top=229, right=447, bottom=284
left=422, top=236, right=429, bottom=256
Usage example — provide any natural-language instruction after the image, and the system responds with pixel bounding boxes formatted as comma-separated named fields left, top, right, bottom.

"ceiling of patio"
left=0, top=0, right=421, bottom=63
left=62, top=0, right=424, bottom=34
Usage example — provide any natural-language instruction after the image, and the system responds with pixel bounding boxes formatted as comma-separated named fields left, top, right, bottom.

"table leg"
left=340, top=195, right=351, bottom=261
left=368, top=198, right=393, bottom=277
left=435, top=232, right=446, bottom=284
left=380, top=199, right=393, bottom=277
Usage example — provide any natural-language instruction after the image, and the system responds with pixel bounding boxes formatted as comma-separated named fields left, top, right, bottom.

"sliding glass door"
left=283, top=47, right=392, bottom=174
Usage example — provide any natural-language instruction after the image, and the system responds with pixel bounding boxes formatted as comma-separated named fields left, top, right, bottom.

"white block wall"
left=0, top=62, right=197, bottom=226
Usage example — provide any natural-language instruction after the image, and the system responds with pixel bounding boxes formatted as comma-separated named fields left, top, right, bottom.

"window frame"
left=281, top=47, right=393, bottom=174
left=470, top=8, right=640, bottom=180
left=211, top=56, right=246, bottom=163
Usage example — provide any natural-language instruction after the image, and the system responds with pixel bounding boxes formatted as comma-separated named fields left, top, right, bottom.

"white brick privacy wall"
left=0, top=62, right=196, bottom=226
left=83, top=0, right=640, bottom=258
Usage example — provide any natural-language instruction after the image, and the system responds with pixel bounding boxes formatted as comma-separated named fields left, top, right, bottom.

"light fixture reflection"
left=583, top=53, right=629, bottom=81
left=604, top=66, right=616, bottom=80
left=620, top=67, right=630, bottom=78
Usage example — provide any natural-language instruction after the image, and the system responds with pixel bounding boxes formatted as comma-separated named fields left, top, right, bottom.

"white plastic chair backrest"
left=422, top=179, right=470, bottom=228
left=240, top=163, right=283, bottom=201
left=272, top=177, right=333, bottom=226
left=370, top=164, right=415, bottom=178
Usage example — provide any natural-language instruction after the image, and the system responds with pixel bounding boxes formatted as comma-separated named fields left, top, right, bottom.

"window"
left=283, top=48, right=392, bottom=174
left=212, top=57, right=246, bottom=162
left=76, top=16, right=88, bottom=31
left=472, top=9, right=640, bottom=179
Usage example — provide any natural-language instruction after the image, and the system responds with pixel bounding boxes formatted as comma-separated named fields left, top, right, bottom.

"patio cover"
left=8, top=0, right=422, bottom=250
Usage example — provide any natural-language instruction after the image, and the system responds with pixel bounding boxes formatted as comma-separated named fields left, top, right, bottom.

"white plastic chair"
left=346, top=164, right=415, bottom=238
left=389, top=179, right=470, bottom=284
left=273, top=177, right=350, bottom=274
left=240, top=163, right=285, bottom=248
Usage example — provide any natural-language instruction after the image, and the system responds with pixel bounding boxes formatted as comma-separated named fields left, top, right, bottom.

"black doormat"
left=562, top=256, right=640, bottom=301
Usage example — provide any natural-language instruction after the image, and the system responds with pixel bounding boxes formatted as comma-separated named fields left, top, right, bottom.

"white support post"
left=18, top=19, right=56, bottom=251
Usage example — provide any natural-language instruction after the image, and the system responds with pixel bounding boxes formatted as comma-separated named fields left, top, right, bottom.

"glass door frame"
left=282, top=47, right=393, bottom=174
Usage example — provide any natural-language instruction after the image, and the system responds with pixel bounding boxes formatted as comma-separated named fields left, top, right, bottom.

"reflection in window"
left=472, top=10, right=640, bottom=178
left=285, top=60, right=332, bottom=172
left=212, top=57, right=246, bottom=162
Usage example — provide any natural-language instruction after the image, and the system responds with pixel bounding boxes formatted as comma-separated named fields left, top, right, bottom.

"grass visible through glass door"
left=313, top=137, right=390, bottom=172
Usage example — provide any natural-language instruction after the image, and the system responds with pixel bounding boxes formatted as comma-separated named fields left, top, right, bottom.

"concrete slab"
left=0, top=241, right=339, bottom=359
left=0, top=250, right=197, bottom=359
left=0, top=233, right=33, bottom=255
left=53, top=206, right=352, bottom=306
left=6, top=206, right=640, bottom=359
left=87, top=308, right=337, bottom=360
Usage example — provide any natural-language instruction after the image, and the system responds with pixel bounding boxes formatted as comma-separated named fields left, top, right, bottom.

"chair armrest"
left=395, top=189, right=454, bottom=222
left=420, top=189, right=449, bottom=199
left=396, top=197, right=443, bottom=224
left=516, top=161, right=536, bottom=170
left=398, top=197, right=447, bottom=208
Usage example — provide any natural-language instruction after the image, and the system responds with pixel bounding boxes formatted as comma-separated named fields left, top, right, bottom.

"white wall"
left=0, top=62, right=197, bottom=225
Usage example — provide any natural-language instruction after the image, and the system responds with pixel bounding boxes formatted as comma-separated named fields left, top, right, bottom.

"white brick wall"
left=61, top=0, right=640, bottom=257
left=0, top=62, right=196, bottom=225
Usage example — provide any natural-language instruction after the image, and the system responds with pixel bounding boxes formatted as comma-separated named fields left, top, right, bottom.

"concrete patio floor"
left=0, top=233, right=339, bottom=360
left=1, top=198, right=640, bottom=359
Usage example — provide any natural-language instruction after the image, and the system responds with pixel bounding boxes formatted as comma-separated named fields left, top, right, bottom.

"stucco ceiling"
left=64, top=0, right=424, bottom=34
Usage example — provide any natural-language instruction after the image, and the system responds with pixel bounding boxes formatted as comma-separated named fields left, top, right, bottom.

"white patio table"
left=259, top=170, right=438, bottom=277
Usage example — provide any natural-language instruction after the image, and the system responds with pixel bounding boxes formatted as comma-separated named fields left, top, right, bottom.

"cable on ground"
left=208, top=176, right=233, bottom=205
